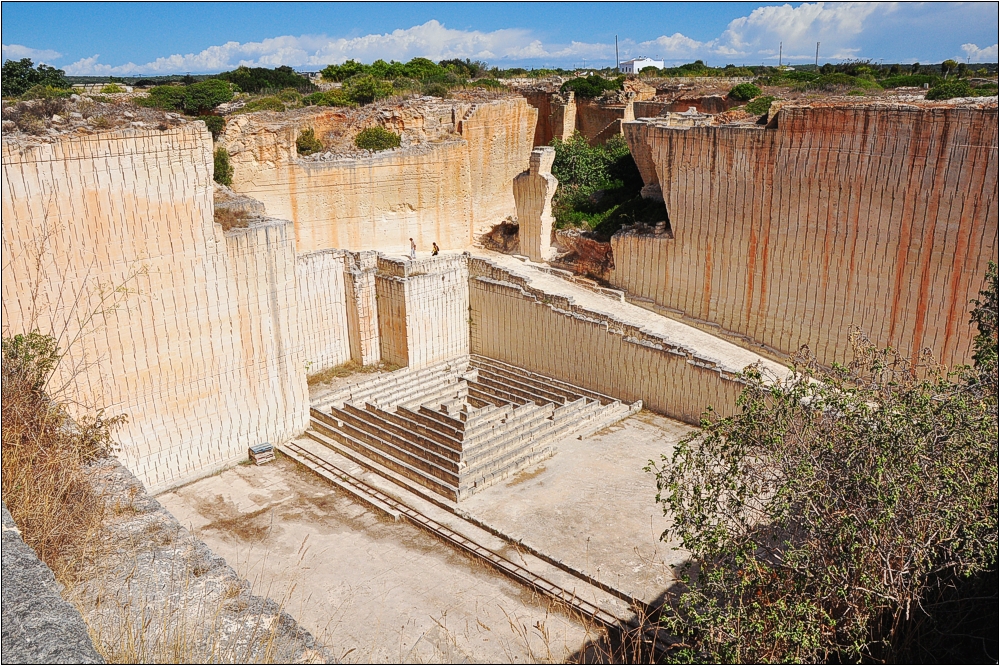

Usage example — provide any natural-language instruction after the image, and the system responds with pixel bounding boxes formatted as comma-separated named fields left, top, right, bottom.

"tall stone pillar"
left=344, top=251, right=381, bottom=365
left=513, top=147, right=558, bottom=263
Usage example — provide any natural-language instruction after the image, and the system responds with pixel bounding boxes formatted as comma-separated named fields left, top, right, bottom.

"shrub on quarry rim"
left=728, top=82, right=762, bottom=100
left=355, top=126, right=400, bottom=152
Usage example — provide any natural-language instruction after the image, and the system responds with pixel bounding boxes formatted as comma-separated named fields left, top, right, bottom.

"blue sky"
left=2, top=2, right=997, bottom=75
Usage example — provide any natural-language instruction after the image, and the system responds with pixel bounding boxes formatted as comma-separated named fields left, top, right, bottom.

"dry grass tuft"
left=307, top=359, right=402, bottom=386
left=214, top=207, right=254, bottom=231
left=1, top=332, right=124, bottom=583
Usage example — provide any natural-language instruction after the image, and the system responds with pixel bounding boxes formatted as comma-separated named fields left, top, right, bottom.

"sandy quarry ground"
left=158, top=411, right=691, bottom=663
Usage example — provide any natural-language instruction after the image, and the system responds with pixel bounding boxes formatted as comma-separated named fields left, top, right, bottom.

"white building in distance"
left=618, top=57, right=664, bottom=74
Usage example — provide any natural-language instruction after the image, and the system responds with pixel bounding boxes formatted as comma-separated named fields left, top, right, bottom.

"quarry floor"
left=158, top=411, right=691, bottom=663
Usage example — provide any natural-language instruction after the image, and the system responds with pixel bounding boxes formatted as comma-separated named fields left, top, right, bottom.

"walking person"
left=432, top=242, right=440, bottom=256
left=409, top=237, right=416, bottom=260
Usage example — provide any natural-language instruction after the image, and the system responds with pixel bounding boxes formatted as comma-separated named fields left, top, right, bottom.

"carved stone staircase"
left=305, top=355, right=640, bottom=501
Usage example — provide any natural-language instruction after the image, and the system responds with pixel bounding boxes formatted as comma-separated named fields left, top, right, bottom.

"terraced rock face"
left=619, top=98, right=999, bottom=369
left=308, top=356, right=640, bottom=500
left=220, top=97, right=537, bottom=254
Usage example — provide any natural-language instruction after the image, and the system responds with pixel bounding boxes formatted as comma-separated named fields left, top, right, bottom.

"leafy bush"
left=639, top=66, right=660, bottom=76
left=302, top=90, right=356, bottom=107
left=880, top=74, right=941, bottom=88
left=806, top=72, right=882, bottom=91
left=354, top=126, right=400, bottom=152
left=549, top=132, right=654, bottom=239
left=213, top=147, right=233, bottom=186
left=926, top=80, right=973, bottom=100
left=296, top=127, right=323, bottom=156
left=276, top=88, right=302, bottom=104
left=198, top=115, right=225, bottom=140
left=744, top=95, right=777, bottom=116
left=241, top=96, right=286, bottom=113
left=649, top=265, right=999, bottom=663
left=2, top=58, right=69, bottom=98
left=728, top=82, right=762, bottom=100
left=474, top=78, right=506, bottom=90
left=215, top=65, right=314, bottom=93
left=439, top=58, right=488, bottom=78
left=100, top=83, right=125, bottom=94
left=320, top=59, right=367, bottom=82
left=422, top=82, right=449, bottom=98
left=560, top=75, right=624, bottom=98
left=137, top=84, right=187, bottom=110
left=181, top=79, right=235, bottom=114
left=2, top=331, right=124, bottom=581
left=21, top=84, right=73, bottom=100
left=342, top=74, right=394, bottom=105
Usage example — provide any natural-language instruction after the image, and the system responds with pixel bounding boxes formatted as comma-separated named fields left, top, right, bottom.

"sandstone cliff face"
left=221, top=98, right=536, bottom=255
left=2, top=126, right=308, bottom=491
left=616, top=100, right=999, bottom=369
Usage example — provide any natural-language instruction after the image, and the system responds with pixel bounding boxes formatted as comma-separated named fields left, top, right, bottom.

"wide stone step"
left=474, top=367, right=583, bottom=404
left=417, top=405, right=467, bottom=432
left=471, top=355, right=617, bottom=405
left=337, top=404, right=461, bottom=463
left=473, top=375, right=564, bottom=407
left=467, top=384, right=522, bottom=407
left=312, top=411, right=459, bottom=484
left=462, top=403, right=553, bottom=446
left=366, top=405, right=464, bottom=452
left=307, top=421, right=459, bottom=501
left=397, top=406, right=465, bottom=441
left=467, top=381, right=530, bottom=407
left=463, top=408, right=559, bottom=465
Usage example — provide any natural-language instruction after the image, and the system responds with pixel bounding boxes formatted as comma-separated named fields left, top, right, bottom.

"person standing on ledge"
left=409, top=237, right=416, bottom=260
left=432, top=242, right=440, bottom=256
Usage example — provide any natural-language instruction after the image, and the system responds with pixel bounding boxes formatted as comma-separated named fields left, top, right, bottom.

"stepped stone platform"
left=308, top=355, right=641, bottom=500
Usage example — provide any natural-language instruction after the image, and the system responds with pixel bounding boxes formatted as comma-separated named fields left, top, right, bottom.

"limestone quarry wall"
left=297, top=250, right=352, bottom=373
left=617, top=103, right=999, bottom=368
left=224, top=99, right=536, bottom=254
left=376, top=255, right=470, bottom=369
left=468, top=258, right=749, bottom=423
left=1, top=127, right=308, bottom=492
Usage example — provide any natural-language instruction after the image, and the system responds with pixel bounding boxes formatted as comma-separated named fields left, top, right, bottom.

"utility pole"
left=778, top=42, right=782, bottom=68
left=815, top=42, right=820, bottom=68
left=615, top=35, right=619, bottom=71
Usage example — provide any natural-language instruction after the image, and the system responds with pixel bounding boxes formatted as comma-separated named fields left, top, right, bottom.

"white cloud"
left=962, top=42, right=999, bottom=62
left=63, top=20, right=612, bottom=75
left=1, top=43, right=63, bottom=63
left=59, top=4, right=979, bottom=75
left=710, top=2, right=893, bottom=62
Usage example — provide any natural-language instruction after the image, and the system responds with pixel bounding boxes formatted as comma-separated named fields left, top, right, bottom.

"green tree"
left=320, top=59, right=367, bottom=82
left=213, top=147, right=233, bottom=186
left=2, top=58, right=69, bottom=98
left=296, top=127, right=323, bottom=156
left=137, top=85, right=188, bottom=110
left=342, top=74, right=394, bottom=105
left=926, top=80, right=972, bottom=100
left=354, top=126, right=400, bottom=152
left=728, top=82, right=762, bottom=100
left=182, top=79, right=235, bottom=115
left=649, top=268, right=999, bottom=663
left=941, top=59, right=958, bottom=77
left=198, top=115, right=225, bottom=140
left=216, top=65, right=314, bottom=93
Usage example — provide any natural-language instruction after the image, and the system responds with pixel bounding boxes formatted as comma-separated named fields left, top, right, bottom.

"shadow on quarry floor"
left=157, top=410, right=692, bottom=663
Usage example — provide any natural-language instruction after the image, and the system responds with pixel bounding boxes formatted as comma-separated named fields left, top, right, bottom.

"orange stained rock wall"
left=616, top=104, right=999, bottom=368
left=225, top=99, right=536, bottom=255
left=1, top=127, right=308, bottom=492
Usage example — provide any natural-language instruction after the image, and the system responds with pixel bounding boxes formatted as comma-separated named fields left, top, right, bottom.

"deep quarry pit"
left=3, top=85, right=996, bottom=662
